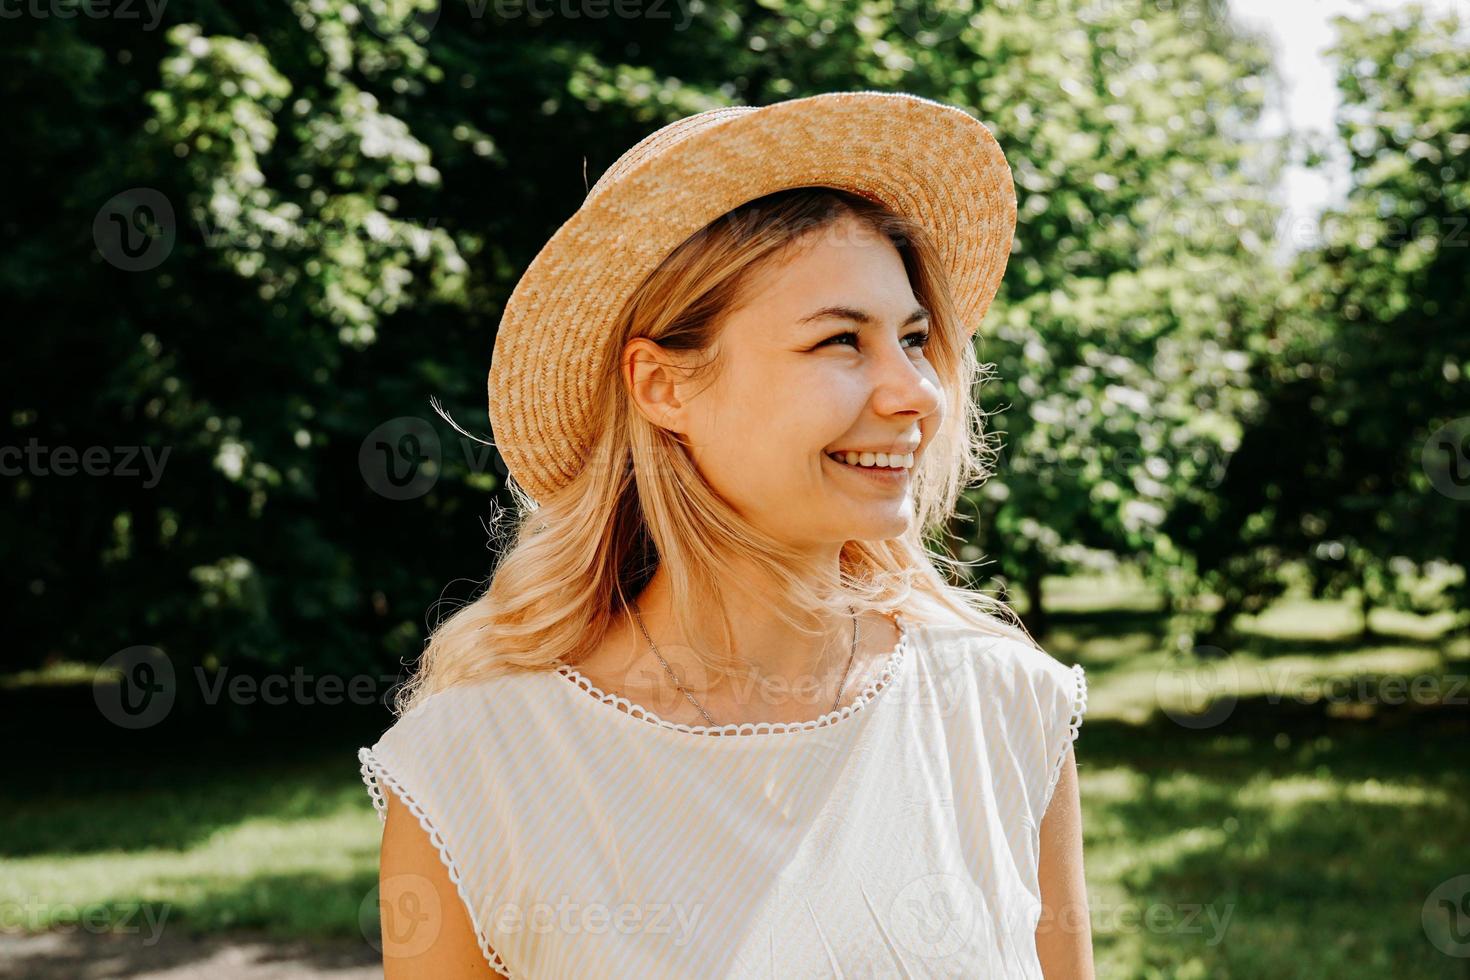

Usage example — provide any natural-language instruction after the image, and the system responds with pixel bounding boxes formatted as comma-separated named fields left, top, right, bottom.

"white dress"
left=358, top=614, right=1088, bottom=978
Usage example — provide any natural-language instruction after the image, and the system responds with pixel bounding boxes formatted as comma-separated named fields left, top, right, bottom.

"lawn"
left=5, top=572, right=1467, bottom=978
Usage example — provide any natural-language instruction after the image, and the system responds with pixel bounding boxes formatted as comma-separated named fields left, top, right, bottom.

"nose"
left=865, top=337, right=943, bottom=421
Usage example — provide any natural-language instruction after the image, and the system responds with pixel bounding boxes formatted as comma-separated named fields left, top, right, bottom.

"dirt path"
left=0, top=929, right=381, bottom=980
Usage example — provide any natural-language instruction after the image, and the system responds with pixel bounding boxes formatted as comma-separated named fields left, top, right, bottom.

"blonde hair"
left=394, top=186, right=1035, bottom=717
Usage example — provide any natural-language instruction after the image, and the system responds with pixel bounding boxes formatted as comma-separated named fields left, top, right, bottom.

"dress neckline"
left=553, top=612, right=912, bottom=738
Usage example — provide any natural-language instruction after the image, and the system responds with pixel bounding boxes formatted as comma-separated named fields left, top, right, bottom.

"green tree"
left=1172, top=2, right=1470, bottom=641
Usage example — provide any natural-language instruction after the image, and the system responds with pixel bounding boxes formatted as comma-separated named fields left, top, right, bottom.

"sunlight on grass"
left=1043, top=569, right=1161, bottom=612
left=1241, top=596, right=1462, bottom=641
left=1, top=660, right=99, bottom=689
left=1074, top=640, right=1452, bottom=726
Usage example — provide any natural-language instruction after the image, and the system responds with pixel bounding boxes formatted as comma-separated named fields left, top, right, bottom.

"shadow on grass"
left=4, top=679, right=390, bottom=858
left=158, top=867, right=385, bottom=942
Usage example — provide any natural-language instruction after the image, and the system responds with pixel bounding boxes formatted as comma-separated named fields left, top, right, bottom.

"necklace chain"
left=628, top=600, right=860, bottom=729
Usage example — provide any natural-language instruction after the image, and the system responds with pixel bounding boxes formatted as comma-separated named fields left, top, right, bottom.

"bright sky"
left=1226, top=0, right=1464, bottom=254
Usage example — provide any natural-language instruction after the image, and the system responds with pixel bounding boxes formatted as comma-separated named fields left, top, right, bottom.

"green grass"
left=1, top=749, right=382, bottom=942
left=1042, top=573, right=1470, bottom=978
left=5, top=574, right=1467, bottom=978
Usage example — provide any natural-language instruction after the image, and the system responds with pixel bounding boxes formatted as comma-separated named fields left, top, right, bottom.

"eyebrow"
left=797, top=305, right=931, bottom=328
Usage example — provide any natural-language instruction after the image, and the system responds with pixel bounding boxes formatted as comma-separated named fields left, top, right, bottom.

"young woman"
left=359, top=92, right=1092, bottom=978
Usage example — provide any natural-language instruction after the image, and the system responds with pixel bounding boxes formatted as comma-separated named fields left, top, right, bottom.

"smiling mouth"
left=824, top=454, right=912, bottom=484
left=825, top=450, right=915, bottom=471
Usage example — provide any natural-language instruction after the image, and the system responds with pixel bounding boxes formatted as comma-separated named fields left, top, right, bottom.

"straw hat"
left=487, top=90, right=1016, bottom=505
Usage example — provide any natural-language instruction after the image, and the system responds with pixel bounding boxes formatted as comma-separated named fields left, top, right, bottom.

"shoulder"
left=909, top=612, right=1089, bottom=816
left=909, top=611, right=1077, bottom=698
left=365, top=668, right=551, bottom=761
left=358, top=669, right=552, bottom=829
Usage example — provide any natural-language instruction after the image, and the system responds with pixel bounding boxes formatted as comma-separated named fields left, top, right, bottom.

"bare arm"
left=378, top=784, right=502, bottom=979
left=1035, top=749, right=1095, bottom=979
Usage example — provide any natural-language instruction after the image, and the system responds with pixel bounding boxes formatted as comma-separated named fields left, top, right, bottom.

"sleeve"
left=357, top=690, right=514, bottom=978
left=1037, top=656, right=1088, bottom=817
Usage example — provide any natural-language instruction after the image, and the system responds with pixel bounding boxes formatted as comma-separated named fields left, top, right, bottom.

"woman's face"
left=632, top=211, right=945, bottom=554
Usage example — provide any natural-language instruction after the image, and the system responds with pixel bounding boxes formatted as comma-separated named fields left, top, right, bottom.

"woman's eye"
left=817, top=331, right=931, bottom=350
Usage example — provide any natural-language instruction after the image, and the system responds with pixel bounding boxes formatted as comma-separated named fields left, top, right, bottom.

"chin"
left=838, top=511, right=913, bottom=541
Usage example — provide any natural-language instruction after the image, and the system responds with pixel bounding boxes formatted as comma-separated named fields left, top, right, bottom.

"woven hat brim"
left=488, top=91, right=1017, bottom=504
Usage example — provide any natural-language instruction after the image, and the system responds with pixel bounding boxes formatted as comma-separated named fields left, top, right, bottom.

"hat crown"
left=587, top=105, right=754, bottom=201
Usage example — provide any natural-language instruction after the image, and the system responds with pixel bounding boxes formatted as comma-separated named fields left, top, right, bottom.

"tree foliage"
left=2, top=0, right=1463, bottom=701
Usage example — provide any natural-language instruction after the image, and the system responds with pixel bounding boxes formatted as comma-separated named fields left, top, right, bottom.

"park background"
left=2, top=0, right=1467, bottom=976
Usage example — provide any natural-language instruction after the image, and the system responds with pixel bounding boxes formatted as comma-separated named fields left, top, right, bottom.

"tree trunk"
left=1357, top=578, right=1377, bottom=643
left=1022, top=565, right=1049, bottom=640
left=1205, top=590, right=1241, bottom=648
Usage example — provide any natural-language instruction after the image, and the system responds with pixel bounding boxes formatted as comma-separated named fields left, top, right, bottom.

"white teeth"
left=829, top=451, right=915, bottom=469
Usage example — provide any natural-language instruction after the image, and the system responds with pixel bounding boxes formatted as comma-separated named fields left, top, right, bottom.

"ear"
left=623, top=337, right=695, bottom=436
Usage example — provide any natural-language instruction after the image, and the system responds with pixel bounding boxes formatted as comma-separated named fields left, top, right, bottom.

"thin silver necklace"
left=628, top=600, right=860, bottom=729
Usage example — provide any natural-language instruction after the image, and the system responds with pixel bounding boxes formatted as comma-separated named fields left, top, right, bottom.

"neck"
left=623, top=557, right=870, bottom=716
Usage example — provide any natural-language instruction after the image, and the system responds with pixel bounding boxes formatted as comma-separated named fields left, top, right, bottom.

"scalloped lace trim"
left=554, top=613, right=911, bottom=737
left=358, top=747, right=514, bottom=978
left=1042, top=663, right=1089, bottom=814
